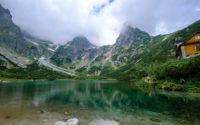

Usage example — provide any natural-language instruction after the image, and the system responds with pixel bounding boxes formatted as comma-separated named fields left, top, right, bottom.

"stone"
left=55, top=118, right=78, bottom=125
left=150, top=117, right=161, bottom=122
left=64, top=111, right=69, bottom=116
left=67, top=118, right=78, bottom=125
left=55, top=121, right=66, bottom=125
left=4, top=116, right=11, bottom=119
left=39, top=109, right=46, bottom=114
left=88, top=119, right=119, bottom=125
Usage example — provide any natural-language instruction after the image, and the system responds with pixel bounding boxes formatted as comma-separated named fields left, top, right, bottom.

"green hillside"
left=0, top=61, right=72, bottom=81
left=108, top=20, right=200, bottom=89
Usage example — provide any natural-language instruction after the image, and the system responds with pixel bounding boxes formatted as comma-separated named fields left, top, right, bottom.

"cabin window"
left=196, top=45, right=200, bottom=51
left=195, top=35, right=200, bottom=39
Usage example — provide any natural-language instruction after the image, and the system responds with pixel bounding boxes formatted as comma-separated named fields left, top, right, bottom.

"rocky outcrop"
left=87, top=25, right=152, bottom=74
left=50, top=36, right=97, bottom=66
left=67, top=36, right=95, bottom=50
left=0, top=4, right=13, bottom=27
left=115, top=25, right=150, bottom=47
left=0, top=46, right=31, bottom=68
left=0, top=4, right=57, bottom=69
left=110, top=25, right=151, bottom=66
left=23, top=31, right=56, bottom=58
left=0, top=4, right=40, bottom=57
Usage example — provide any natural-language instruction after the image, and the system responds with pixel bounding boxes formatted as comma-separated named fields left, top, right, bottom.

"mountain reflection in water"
left=0, top=80, right=199, bottom=125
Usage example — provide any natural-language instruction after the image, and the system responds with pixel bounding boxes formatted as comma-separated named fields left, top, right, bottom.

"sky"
left=0, top=0, right=200, bottom=46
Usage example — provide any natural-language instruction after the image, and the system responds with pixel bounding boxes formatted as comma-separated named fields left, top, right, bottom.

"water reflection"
left=0, top=80, right=200, bottom=122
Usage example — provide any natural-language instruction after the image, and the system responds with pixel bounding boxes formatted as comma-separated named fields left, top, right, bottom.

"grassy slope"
left=107, top=20, right=200, bottom=92
left=0, top=61, right=73, bottom=81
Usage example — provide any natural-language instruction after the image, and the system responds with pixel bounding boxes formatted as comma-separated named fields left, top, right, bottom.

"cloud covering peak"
left=0, top=0, right=200, bottom=45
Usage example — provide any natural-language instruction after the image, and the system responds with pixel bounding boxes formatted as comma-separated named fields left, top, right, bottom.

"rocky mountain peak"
left=115, top=25, right=151, bottom=46
left=67, top=36, right=95, bottom=50
left=0, top=4, right=13, bottom=27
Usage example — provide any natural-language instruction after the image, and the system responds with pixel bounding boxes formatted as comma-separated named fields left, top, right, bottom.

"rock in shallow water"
left=150, top=117, right=161, bottom=122
left=55, top=118, right=78, bottom=125
left=4, top=116, right=11, bottom=119
left=64, top=111, right=70, bottom=116
left=88, top=119, right=119, bottom=125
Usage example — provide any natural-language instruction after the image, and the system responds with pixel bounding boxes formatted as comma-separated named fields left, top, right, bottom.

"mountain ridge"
left=0, top=4, right=200, bottom=81
left=66, top=36, right=96, bottom=50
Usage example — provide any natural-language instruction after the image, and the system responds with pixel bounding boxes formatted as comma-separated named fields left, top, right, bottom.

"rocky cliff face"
left=23, top=31, right=56, bottom=58
left=115, top=25, right=150, bottom=47
left=83, top=25, right=152, bottom=75
left=111, top=25, right=151, bottom=66
left=0, top=4, right=56, bottom=67
left=51, top=36, right=97, bottom=66
left=0, top=5, right=13, bottom=27
left=0, top=4, right=39, bottom=57
left=67, top=36, right=95, bottom=50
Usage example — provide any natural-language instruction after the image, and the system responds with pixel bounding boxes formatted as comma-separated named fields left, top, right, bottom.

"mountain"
left=1, top=3, right=200, bottom=82
left=0, top=4, right=34, bottom=67
left=67, top=36, right=95, bottom=50
left=77, top=25, right=151, bottom=75
left=0, top=4, right=39, bottom=57
left=0, top=4, right=73, bottom=80
left=50, top=25, right=152, bottom=76
left=115, top=25, right=150, bottom=47
left=109, top=19, right=200, bottom=81
left=61, top=19, right=200, bottom=79
left=0, top=4, right=58, bottom=68
left=50, top=36, right=97, bottom=67
left=111, top=25, right=151, bottom=66
left=23, top=31, right=57, bottom=58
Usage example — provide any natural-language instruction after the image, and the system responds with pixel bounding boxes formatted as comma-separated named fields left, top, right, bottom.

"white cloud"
left=0, top=0, right=200, bottom=45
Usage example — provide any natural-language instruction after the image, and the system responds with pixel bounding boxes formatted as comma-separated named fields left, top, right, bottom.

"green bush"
left=0, top=62, right=73, bottom=80
left=155, top=56, right=200, bottom=81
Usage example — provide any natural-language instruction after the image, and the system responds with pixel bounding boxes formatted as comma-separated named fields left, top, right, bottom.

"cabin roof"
left=177, top=32, right=200, bottom=46
left=184, top=31, right=200, bottom=42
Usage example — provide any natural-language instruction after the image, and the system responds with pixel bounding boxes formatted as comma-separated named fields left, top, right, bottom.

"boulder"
left=88, top=119, right=119, bottom=125
left=55, top=118, right=78, bottom=125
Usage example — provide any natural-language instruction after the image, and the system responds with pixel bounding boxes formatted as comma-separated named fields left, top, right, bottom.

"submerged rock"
left=4, top=116, right=11, bottom=119
left=43, top=119, right=47, bottom=122
left=55, top=121, right=66, bottom=125
left=39, top=109, right=47, bottom=114
left=55, top=118, right=78, bottom=125
left=150, top=117, right=161, bottom=122
left=88, top=119, right=119, bottom=125
left=64, top=111, right=70, bottom=116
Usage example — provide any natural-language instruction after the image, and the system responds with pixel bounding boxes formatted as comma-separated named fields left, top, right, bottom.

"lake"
left=0, top=80, right=199, bottom=125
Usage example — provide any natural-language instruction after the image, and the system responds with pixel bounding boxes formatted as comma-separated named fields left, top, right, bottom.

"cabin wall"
left=184, top=43, right=200, bottom=56
left=181, top=46, right=186, bottom=58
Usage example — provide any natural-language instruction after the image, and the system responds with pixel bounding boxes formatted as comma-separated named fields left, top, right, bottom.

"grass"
left=154, top=55, right=200, bottom=81
left=0, top=61, right=73, bottom=81
left=134, top=80, right=200, bottom=93
left=109, top=55, right=200, bottom=93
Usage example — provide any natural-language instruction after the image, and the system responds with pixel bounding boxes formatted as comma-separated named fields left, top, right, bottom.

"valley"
left=0, top=4, right=200, bottom=93
left=0, top=1, right=200, bottom=125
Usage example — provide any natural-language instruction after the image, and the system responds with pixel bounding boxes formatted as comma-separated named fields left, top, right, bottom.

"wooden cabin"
left=176, top=32, right=200, bottom=59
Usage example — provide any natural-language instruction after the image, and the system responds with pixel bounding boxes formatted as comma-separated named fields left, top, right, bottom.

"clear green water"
left=0, top=80, right=200, bottom=125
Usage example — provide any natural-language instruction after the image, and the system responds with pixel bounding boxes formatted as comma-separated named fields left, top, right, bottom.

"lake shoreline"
left=0, top=80, right=199, bottom=125
left=0, top=77, right=117, bottom=83
left=133, top=79, right=200, bottom=93
left=1, top=77, right=200, bottom=94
